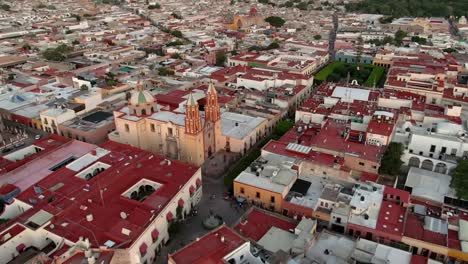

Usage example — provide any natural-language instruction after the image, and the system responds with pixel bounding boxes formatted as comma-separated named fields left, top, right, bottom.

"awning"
left=178, top=198, right=184, bottom=207
left=16, top=243, right=25, bottom=252
left=189, top=186, right=195, bottom=195
left=139, top=243, right=147, bottom=254
left=151, top=229, right=159, bottom=240
left=166, top=212, right=174, bottom=221
left=196, top=178, right=202, bottom=187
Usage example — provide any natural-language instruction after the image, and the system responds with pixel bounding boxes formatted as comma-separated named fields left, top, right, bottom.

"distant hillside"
left=346, top=0, right=467, bottom=18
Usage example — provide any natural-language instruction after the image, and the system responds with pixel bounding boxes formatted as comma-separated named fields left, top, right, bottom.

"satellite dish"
left=120, top=212, right=127, bottom=220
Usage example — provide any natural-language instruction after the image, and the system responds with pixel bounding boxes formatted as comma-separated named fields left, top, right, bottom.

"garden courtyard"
left=315, top=61, right=385, bottom=87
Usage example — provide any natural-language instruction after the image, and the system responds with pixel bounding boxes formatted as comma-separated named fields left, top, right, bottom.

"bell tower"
left=185, top=93, right=203, bottom=135
left=204, top=82, right=223, bottom=153
left=184, top=93, right=204, bottom=166
left=205, top=82, right=221, bottom=122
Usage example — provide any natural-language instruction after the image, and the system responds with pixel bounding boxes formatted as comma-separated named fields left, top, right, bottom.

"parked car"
left=35, top=135, right=41, bottom=140
left=14, top=142, right=25, bottom=148
left=2, top=148, right=12, bottom=153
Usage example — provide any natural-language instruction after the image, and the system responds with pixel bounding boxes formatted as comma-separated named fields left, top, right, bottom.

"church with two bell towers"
left=109, top=82, right=223, bottom=166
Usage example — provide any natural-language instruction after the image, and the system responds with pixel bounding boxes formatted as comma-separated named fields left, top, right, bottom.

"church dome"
left=129, top=90, right=154, bottom=106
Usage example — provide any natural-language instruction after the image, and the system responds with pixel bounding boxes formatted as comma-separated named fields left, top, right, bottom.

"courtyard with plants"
left=315, top=61, right=385, bottom=87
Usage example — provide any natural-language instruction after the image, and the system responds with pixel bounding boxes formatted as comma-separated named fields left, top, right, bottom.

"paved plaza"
left=156, top=168, right=246, bottom=263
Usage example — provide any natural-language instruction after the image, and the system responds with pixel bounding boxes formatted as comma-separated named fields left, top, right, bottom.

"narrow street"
left=329, top=12, right=338, bottom=60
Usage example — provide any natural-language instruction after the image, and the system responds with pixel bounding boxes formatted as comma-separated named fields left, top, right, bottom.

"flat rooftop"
left=352, top=238, right=412, bottom=264
left=405, top=167, right=454, bottom=203
left=331, top=86, right=371, bottom=102
left=348, top=183, right=384, bottom=229
left=300, top=230, right=355, bottom=264
left=221, top=112, right=266, bottom=140
left=234, top=157, right=297, bottom=194
left=82, top=111, right=113, bottom=123
left=63, top=111, right=114, bottom=131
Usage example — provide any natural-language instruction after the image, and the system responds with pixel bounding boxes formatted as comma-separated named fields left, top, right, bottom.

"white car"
left=34, top=135, right=41, bottom=140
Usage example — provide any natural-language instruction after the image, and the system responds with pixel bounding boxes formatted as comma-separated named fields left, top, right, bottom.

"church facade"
left=109, top=83, right=224, bottom=166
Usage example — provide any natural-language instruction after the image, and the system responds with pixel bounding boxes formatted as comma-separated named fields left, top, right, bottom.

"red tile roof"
left=375, top=201, right=406, bottom=239
left=0, top=224, right=25, bottom=246
left=169, top=225, right=245, bottom=264
left=404, top=213, right=447, bottom=246
left=6, top=140, right=199, bottom=248
left=234, top=208, right=297, bottom=241
left=384, top=186, right=411, bottom=204
left=411, top=255, right=428, bottom=264
left=366, top=120, right=395, bottom=137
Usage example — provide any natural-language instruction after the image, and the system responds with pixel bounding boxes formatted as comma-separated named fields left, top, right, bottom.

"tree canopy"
left=346, top=0, right=467, bottom=18
left=171, top=30, right=183, bottom=38
left=451, top=161, right=468, bottom=200
left=158, top=67, right=174, bottom=76
left=265, top=42, right=280, bottom=50
left=215, top=51, right=227, bottom=67
left=42, top=44, right=73, bottom=61
left=265, top=16, right=286, bottom=28
left=394, top=30, right=407, bottom=46
left=148, top=3, right=160, bottom=9
left=379, top=142, right=403, bottom=176
left=0, top=3, right=10, bottom=11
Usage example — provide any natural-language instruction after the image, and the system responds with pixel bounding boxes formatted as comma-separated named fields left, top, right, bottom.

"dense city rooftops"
left=3, top=138, right=200, bottom=248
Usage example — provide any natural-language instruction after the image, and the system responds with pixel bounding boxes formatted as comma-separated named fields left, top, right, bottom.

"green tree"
left=265, top=42, right=280, bottom=50
left=394, top=30, right=407, bottom=46
left=72, top=39, right=80, bottom=45
left=80, top=84, right=89, bottom=91
left=296, top=2, right=308, bottom=10
left=56, top=44, right=73, bottom=53
left=411, top=36, right=427, bottom=45
left=215, top=51, right=227, bottom=67
left=443, top=48, right=457, bottom=53
left=171, top=30, right=183, bottom=38
left=379, top=16, right=393, bottom=24
left=0, top=4, right=10, bottom=11
left=283, top=1, right=294, bottom=7
left=22, top=43, right=31, bottom=50
left=313, top=34, right=322, bottom=40
left=171, top=12, right=182, bottom=19
left=148, top=3, right=160, bottom=9
left=104, top=72, right=118, bottom=86
left=346, top=0, right=466, bottom=18
left=265, top=16, right=286, bottom=28
left=171, top=53, right=182, bottom=59
left=71, top=14, right=81, bottom=21
left=43, top=49, right=66, bottom=61
left=451, top=161, right=468, bottom=200
left=378, top=142, right=403, bottom=176
left=273, top=120, right=294, bottom=139
left=166, top=40, right=184, bottom=46
left=158, top=67, right=174, bottom=76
